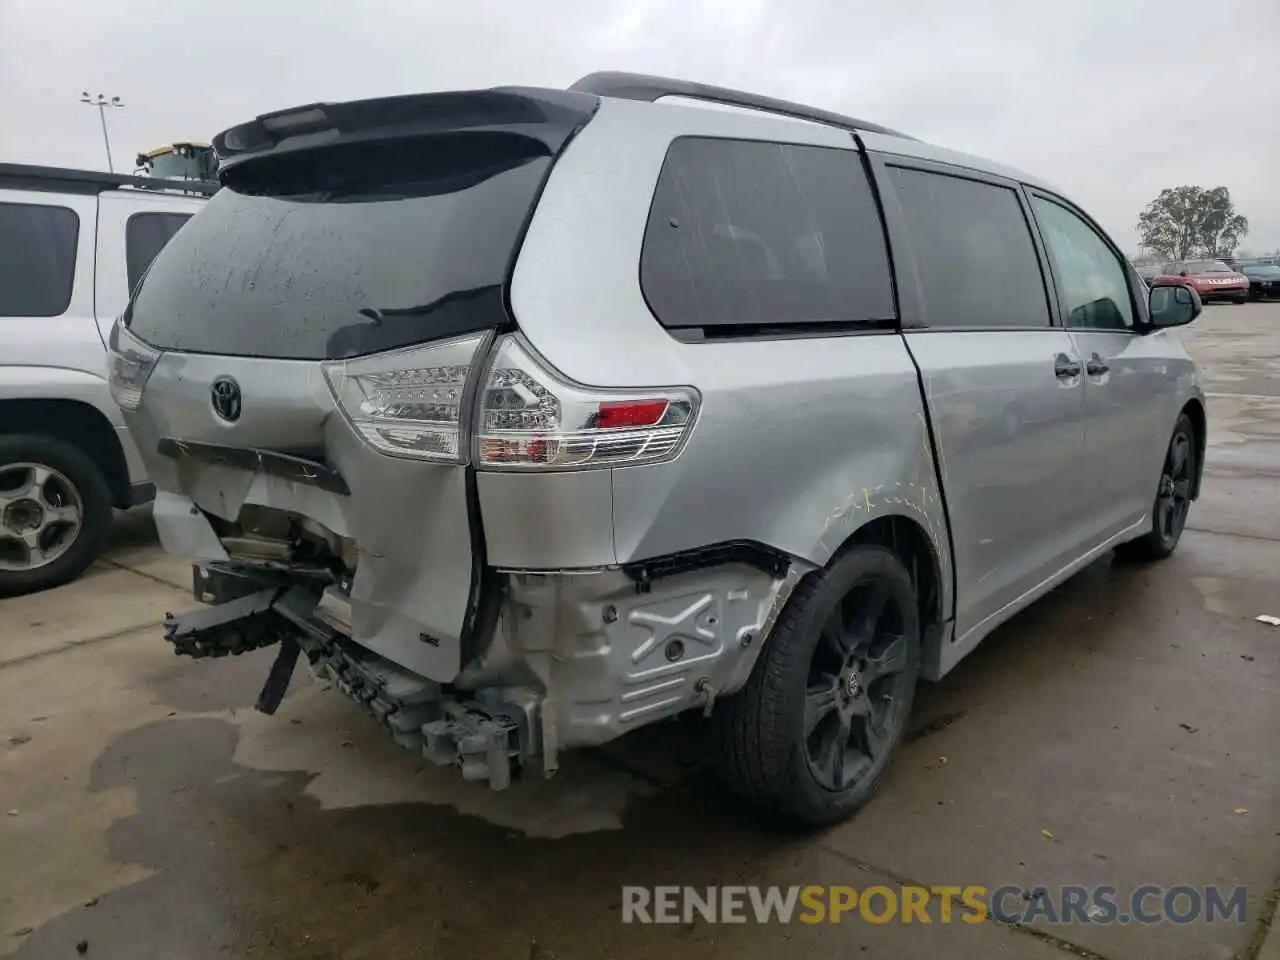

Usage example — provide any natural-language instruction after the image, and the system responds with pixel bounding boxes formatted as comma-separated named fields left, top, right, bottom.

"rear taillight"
left=474, top=335, right=699, bottom=471
left=106, top=320, right=161, bottom=411
left=323, top=331, right=491, bottom=463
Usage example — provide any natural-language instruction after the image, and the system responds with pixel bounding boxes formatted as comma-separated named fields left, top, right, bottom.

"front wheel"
left=1115, top=414, right=1197, bottom=563
left=714, top=544, right=921, bottom=827
left=0, top=435, right=114, bottom=597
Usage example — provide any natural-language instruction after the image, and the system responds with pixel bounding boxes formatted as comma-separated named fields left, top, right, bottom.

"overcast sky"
left=2, top=0, right=1277, bottom=254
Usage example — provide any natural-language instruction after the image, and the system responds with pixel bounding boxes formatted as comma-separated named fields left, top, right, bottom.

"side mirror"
left=1147, top=283, right=1201, bottom=329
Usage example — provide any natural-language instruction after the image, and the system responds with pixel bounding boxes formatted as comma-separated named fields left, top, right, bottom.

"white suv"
left=0, top=164, right=212, bottom=595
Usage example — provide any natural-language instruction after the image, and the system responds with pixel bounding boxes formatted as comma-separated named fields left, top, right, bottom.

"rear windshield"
left=126, top=133, right=551, bottom=360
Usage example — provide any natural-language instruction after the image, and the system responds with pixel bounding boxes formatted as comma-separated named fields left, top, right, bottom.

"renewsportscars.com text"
left=621, top=884, right=1247, bottom=926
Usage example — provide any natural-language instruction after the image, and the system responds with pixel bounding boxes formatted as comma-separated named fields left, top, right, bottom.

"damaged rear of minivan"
left=111, top=78, right=944, bottom=827
left=111, top=83, right=736, bottom=796
left=110, top=87, right=631, bottom=785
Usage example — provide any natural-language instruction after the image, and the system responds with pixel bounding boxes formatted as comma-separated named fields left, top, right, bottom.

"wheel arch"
left=720, top=510, right=952, bottom=699
left=796, top=512, right=949, bottom=683
left=0, top=398, right=133, bottom=508
left=713, top=511, right=933, bottom=825
left=835, top=514, right=944, bottom=632
left=1180, top=397, right=1206, bottom=499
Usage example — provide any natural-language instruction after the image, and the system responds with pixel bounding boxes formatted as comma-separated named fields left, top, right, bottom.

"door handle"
left=1054, top=353, right=1082, bottom=379
left=1086, top=353, right=1110, bottom=376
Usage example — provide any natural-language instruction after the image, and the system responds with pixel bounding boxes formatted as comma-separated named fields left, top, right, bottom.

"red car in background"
left=1152, top=259, right=1250, bottom=304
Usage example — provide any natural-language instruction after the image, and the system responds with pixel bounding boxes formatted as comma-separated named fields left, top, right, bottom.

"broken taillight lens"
left=474, top=335, right=699, bottom=470
left=106, top=319, right=161, bottom=411
left=323, top=331, right=491, bottom=463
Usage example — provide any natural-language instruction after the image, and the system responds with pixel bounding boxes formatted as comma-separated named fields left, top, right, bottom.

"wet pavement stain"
left=11, top=719, right=244, bottom=960
left=10, top=716, right=858, bottom=960
left=16, top=546, right=1272, bottom=960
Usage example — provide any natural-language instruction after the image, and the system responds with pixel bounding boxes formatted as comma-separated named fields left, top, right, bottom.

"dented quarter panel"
left=507, top=98, right=953, bottom=617
left=477, top=468, right=616, bottom=569
left=607, top=338, right=947, bottom=574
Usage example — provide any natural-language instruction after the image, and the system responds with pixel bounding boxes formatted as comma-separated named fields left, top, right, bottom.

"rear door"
left=1027, top=192, right=1172, bottom=545
left=870, top=156, right=1087, bottom=646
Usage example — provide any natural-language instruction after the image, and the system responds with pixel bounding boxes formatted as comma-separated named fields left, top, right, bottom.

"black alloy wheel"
left=715, top=544, right=922, bottom=826
left=1116, top=413, right=1197, bottom=562
left=803, top=576, right=913, bottom=793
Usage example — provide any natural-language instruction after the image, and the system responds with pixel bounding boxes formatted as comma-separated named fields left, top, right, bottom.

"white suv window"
left=0, top=202, right=79, bottom=317
left=125, top=212, right=192, bottom=292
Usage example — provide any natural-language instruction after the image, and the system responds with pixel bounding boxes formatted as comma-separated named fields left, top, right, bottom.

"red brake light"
left=474, top=336, right=699, bottom=471
left=595, top=399, right=669, bottom=430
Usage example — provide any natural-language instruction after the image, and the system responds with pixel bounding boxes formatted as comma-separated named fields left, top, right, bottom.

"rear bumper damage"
left=168, top=549, right=800, bottom=791
left=166, top=577, right=534, bottom=790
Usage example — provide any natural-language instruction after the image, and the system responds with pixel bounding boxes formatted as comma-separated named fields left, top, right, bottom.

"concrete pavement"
left=1, top=303, right=1277, bottom=960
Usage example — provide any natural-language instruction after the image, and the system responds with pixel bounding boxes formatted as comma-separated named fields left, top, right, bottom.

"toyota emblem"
left=210, top=376, right=242, bottom=422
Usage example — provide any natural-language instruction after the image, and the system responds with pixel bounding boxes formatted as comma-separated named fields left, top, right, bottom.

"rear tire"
left=0, top=434, right=113, bottom=597
left=714, top=544, right=921, bottom=827
left=1115, top=414, right=1197, bottom=563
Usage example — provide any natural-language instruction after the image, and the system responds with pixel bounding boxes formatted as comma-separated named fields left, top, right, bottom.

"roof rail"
left=0, top=163, right=218, bottom=198
left=569, top=71, right=917, bottom=141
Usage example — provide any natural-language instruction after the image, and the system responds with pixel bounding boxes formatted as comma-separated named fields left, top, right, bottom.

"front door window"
left=1032, top=198, right=1134, bottom=331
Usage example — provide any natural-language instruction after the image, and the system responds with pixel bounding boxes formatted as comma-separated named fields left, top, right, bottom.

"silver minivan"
left=111, top=73, right=1206, bottom=825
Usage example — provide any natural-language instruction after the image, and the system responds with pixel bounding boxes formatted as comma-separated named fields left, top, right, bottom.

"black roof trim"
left=569, top=71, right=917, bottom=141
left=212, top=87, right=600, bottom=172
left=0, top=163, right=218, bottom=197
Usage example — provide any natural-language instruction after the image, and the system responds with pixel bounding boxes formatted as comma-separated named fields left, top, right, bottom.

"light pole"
left=80, top=92, right=124, bottom=173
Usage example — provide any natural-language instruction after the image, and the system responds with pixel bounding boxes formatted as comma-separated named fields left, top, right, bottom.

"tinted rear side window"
left=0, top=202, right=79, bottom=317
left=125, top=212, right=192, bottom=292
left=887, top=166, right=1051, bottom=329
left=126, top=133, right=553, bottom=360
left=640, top=137, right=895, bottom=332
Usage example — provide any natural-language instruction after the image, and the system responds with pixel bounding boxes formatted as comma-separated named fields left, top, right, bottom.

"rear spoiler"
left=212, top=87, right=600, bottom=172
